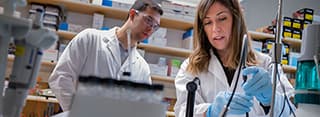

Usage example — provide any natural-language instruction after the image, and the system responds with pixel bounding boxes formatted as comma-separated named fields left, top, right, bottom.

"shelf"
left=282, top=65, right=297, bottom=73
left=27, top=0, right=300, bottom=47
left=249, top=31, right=275, bottom=39
left=56, top=30, right=76, bottom=40
left=27, top=95, right=59, bottom=103
left=166, top=111, right=175, bottom=117
left=57, top=30, right=192, bottom=58
left=27, top=0, right=193, bottom=30
left=138, top=43, right=191, bottom=58
left=151, top=75, right=175, bottom=84
left=282, top=37, right=302, bottom=49
left=56, top=30, right=298, bottom=73
left=248, top=31, right=301, bottom=49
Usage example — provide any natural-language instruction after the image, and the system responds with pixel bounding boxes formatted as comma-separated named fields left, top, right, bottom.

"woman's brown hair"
left=187, top=0, right=257, bottom=75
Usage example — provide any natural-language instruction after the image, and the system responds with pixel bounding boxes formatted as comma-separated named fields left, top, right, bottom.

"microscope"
left=0, top=0, right=58, bottom=116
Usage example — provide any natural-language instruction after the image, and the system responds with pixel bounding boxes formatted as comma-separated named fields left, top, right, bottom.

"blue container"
left=102, top=0, right=112, bottom=7
left=59, top=22, right=68, bottom=31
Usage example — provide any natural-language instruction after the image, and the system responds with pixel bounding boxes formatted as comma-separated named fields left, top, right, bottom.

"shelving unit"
left=249, top=31, right=301, bottom=48
left=27, top=0, right=193, bottom=30
left=56, top=30, right=298, bottom=73
left=57, top=30, right=192, bottom=58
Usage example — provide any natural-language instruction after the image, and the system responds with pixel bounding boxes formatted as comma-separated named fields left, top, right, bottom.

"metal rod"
left=186, top=77, right=200, bottom=117
left=314, top=55, right=320, bottom=80
left=270, top=0, right=283, bottom=116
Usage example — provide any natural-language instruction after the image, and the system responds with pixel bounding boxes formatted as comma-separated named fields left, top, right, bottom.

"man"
left=49, top=0, right=163, bottom=111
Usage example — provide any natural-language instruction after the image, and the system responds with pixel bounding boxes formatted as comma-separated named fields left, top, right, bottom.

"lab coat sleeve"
left=174, top=59, right=211, bottom=117
left=260, top=53, right=296, bottom=116
left=48, top=29, right=92, bottom=111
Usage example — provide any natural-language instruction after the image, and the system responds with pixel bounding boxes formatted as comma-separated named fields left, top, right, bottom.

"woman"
left=174, top=0, right=295, bottom=117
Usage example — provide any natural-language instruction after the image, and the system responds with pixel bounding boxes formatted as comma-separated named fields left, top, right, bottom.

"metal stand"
left=270, top=0, right=284, bottom=116
left=186, top=77, right=200, bottom=117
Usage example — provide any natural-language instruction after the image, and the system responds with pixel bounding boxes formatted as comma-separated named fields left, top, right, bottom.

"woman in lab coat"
left=174, top=0, right=295, bottom=117
left=49, top=0, right=163, bottom=111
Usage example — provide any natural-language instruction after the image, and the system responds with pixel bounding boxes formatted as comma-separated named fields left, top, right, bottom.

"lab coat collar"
left=105, top=27, right=139, bottom=67
left=208, top=49, right=245, bottom=92
left=208, top=50, right=229, bottom=87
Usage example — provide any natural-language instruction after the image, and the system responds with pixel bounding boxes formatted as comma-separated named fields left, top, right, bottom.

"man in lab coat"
left=49, top=0, right=163, bottom=111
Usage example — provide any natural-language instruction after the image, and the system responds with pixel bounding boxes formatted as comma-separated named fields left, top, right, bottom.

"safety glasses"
left=135, top=10, right=160, bottom=31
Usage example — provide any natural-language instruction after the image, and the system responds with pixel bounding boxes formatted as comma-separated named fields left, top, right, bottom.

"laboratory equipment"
left=0, top=0, right=58, bottom=116
left=69, top=76, right=166, bottom=117
left=295, top=24, right=320, bottom=116
left=219, top=34, right=249, bottom=117
left=186, top=77, right=200, bottom=117
left=270, top=0, right=284, bottom=116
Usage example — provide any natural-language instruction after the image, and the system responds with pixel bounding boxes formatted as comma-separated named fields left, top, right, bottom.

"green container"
left=295, top=61, right=320, bottom=105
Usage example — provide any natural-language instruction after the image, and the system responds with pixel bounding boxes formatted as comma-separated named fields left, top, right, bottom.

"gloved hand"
left=206, top=91, right=253, bottom=117
left=242, top=66, right=272, bottom=106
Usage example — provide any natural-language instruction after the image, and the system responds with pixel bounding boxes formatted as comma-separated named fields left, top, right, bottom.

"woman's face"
left=203, top=2, right=233, bottom=52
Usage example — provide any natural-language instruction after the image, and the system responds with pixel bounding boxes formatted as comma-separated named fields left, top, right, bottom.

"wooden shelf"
left=27, top=0, right=300, bottom=48
left=166, top=111, right=175, bottom=117
left=248, top=31, right=301, bottom=49
left=56, top=30, right=297, bottom=73
left=27, top=95, right=59, bottom=103
left=57, top=30, right=192, bottom=58
left=57, top=30, right=76, bottom=40
left=151, top=75, right=175, bottom=84
left=282, top=65, right=297, bottom=73
left=282, top=37, right=301, bottom=49
left=27, top=0, right=193, bottom=30
left=249, top=31, right=275, bottom=39
left=138, top=43, right=191, bottom=58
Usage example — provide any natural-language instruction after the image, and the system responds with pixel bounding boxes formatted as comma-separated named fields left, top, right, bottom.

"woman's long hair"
left=187, top=0, right=257, bottom=75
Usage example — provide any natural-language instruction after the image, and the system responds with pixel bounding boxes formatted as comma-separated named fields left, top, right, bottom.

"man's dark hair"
left=130, top=0, right=163, bottom=15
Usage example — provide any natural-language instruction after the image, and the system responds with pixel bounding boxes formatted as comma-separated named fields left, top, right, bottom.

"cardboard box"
left=283, top=17, right=292, bottom=27
left=293, top=8, right=314, bottom=21
left=283, top=26, right=292, bottom=38
left=292, top=28, right=302, bottom=39
left=292, top=18, right=303, bottom=29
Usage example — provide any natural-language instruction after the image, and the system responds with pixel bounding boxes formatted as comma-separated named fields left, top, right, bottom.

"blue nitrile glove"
left=206, top=91, right=253, bottom=117
left=242, top=66, right=273, bottom=106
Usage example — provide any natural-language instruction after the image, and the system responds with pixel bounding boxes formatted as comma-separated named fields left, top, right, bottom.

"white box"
left=68, top=23, right=87, bottom=33
left=183, top=6, right=196, bottom=16
left=149, top=37, right=167, bottom=47
left=151, top=28, right=167, bottom=38
left=149, top=64, right=168, bottom=76
left=182, top=29, right=193, bottom=50
left=91, top=0, right=103, bottom=5
left=251, top=40, right=263, bottom=52
left=183, top=15, right=195, bottom=22
left=72, top=0, right=90, bottom=3
left=161, top=1, right=184, bottom=11
left=92, top=13, right=104, bottom=29
left=42, top=42, right=58, bottom=63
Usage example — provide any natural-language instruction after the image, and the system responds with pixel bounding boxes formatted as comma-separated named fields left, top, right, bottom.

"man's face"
left=131, top=7, right=161, bottom=41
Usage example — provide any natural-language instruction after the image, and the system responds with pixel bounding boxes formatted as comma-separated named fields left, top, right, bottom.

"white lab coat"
left=174, top=50, right=295, bottom=117
left=49, top=27, right=151, bottom=111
